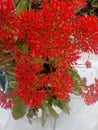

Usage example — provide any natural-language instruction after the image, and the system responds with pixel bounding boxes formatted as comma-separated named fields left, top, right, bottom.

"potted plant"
left=0, top=0, right=98, bottom=129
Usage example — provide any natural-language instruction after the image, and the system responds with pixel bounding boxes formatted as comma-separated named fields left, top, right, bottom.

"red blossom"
left=58, top=0, right=87, bottom=10
left=0, top=90, right=15, bottom=109
left=0, top=0, right=19, bottom=54
left=94, top=47, right=98, bottom=54
left=18, top=0, right=79, bottom=64
left=73, top=16, right=98, bottom=53
left=14, top=55, right=47, bottom=108
left=14, top=54, right=74, bottom=108
left=85, top=60, right=92, bottom=68
left=71, top=0, right=87, bottom=10
left=82, top=79, right=98, bottom=105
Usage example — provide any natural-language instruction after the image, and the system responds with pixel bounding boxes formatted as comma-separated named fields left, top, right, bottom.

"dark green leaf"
left=19, top=42, right=29, bottom=53
left=52, top=99, right=64, bottom=110
left=33, top=109, right=38, bottom=117
left=27, top=109, right=34, bottom=118
left=12, top=100, right=27, bottom=119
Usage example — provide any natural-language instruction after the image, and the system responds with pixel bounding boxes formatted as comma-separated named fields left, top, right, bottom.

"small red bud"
left=85, top=60, right=92, bottom=68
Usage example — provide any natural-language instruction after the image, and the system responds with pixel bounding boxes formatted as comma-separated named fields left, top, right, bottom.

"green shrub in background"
left=77, top=0, right=98, bottom=16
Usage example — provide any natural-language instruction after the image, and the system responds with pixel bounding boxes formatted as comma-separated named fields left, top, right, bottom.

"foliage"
left=77, top=0, right=98, bottom=16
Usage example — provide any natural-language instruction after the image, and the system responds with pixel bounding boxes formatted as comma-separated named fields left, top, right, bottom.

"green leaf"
left=46, top=104, right=59, bottom=118
left=12, top=100, right=27, bottom=119
left=41, top=103, right=48, bottom=126
left=9, top=81, right=17, bottom=89
left=52, top=99, right=70, bottom=114
left=22, top=44, right=28, bottom=53
left=41, top=102, right=59, bottom=124
left=73, top=79, right=87, bottom=95
left=52, top=99, right=64, bottom=109
left=35, top=58, right=45, bottom=64
left=73, top=85, right=82, bottom=95
left=16, top=0, right=27, bottom=15
left=27, top=109, right=34, bottom=118
left=41, top=103, right=59, bottom=126
left=67, top=69, right=81, bottom=81
left=33, top=109, right=38, bottom=117
left=41, top=111, right=47, bottom=126
left=62, top=104, right=70, bottom=114
left=6, top=71, right=16, bottom=76
left=19, top=42, right=29, bottom=53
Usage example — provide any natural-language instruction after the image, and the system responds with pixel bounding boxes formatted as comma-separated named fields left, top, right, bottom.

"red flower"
left=72, top=0, right=87, bottom=10
left=85, top=60, right=92, bottom=68
left=73, top=16, right=98, bottom=53
left=0, top=90, right=15, bottom=109
left=14, top=54, right=74, bottom=108
left=59, top=0, right=87, bottom=10
left=82, top=79, right=98, bottom=105
left=0, top=0, right=19, bottom=54
left=18, top=0, right=79, bottom=64
left=14, top=55, right=47, bottom=108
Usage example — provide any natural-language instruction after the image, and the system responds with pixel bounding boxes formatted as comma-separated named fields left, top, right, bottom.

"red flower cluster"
left=0, top=0, right=19, bottom=54
left=82, top=79, right=98, bottom=105
left=15, top=55, right=45, bottom=108
left=14, top=0, right=80, bottom=108
left=73, top=16, right=98, bottom=53
left=15, top=54, right=74, bottom=108
left=72, top=0, right=87, bottom=10
left=18, top=0, right=77, bottom=58
left=59, top=0, right=87, bottom=10
left=0, top=90, right=15, bottom=109
left=0, top=0, right=98, bottom=109
left=85, top=60, right=92, bottom=68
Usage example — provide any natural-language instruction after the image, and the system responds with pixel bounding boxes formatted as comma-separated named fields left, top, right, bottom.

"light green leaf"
left=41, top=103, right=48, bottom=126
left=16, top=0, right=27, bottom=15
left=52, top=99, right=70, bottom=114
left=73, top=86, right=82, bottom=95
left=9, top=81, right=17, bottom=89
left=62, top=104, right=70, bottom=115
left=35, top=58, right=45, bottom=64
left=41, top=111, right=47, bottom=126
left=41, top=103, right=59, bottom=126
